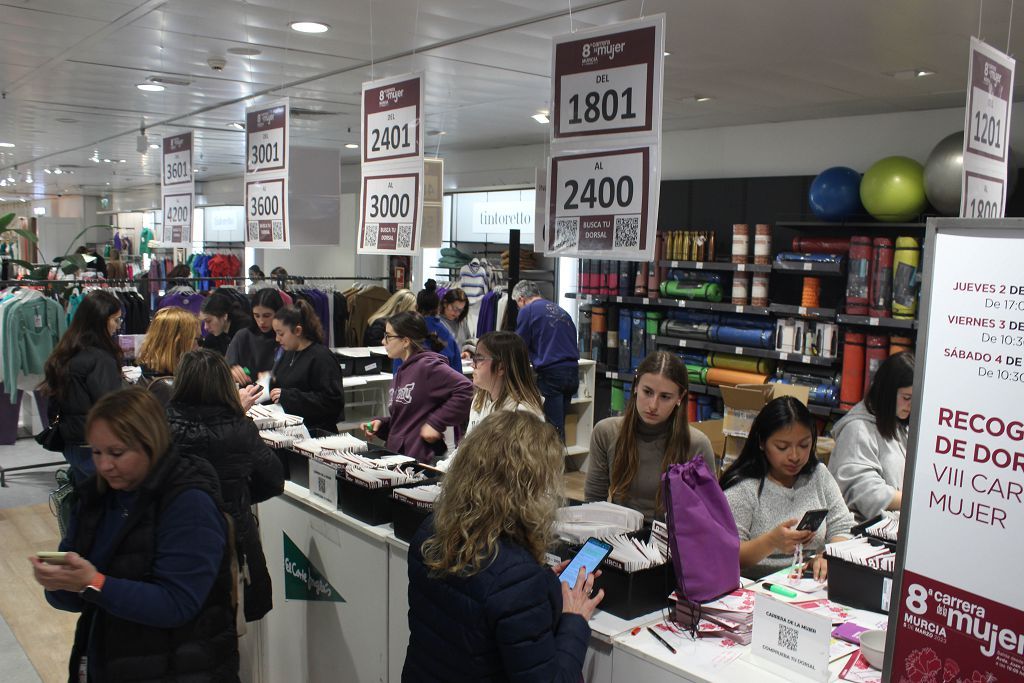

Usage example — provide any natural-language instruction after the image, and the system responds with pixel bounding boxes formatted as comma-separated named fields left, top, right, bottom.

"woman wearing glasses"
left=466, top=331, right=543, bottom=434
left=41, top=290, right=125, bottom=482
left=438, top=288, right=472, bottom=353
left=363, top=311, right=473, bottom=463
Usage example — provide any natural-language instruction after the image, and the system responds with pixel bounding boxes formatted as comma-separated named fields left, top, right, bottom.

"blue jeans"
left=536, top=365, right=579, bottom=442
left=64, top=445, right=94, bottom=485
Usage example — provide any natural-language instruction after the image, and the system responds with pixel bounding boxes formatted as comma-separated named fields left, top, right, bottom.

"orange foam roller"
left=706, top=368, right=769, bottom=388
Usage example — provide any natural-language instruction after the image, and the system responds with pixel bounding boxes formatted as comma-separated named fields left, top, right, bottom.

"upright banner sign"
left=358, top=73, right=425, bottom=255
left=545, top=14, right=664, bottom=260
left=244, top=99, right=290, bottom=249
left=886, top=220, right=1024, bottom=682
left=960, top=38, right=1015, bottom=219
left=160, top=132, right=193, bottom=246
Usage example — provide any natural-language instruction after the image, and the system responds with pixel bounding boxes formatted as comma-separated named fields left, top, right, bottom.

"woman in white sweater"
left=720, top=396, right=854, bottom=580
left=466, top=331, right=544, bottom=432
left=829, top=352, right=914, bottom=520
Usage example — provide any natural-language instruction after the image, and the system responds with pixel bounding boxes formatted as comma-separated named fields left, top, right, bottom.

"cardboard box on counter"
left=720, top=383, right=810, bottom=437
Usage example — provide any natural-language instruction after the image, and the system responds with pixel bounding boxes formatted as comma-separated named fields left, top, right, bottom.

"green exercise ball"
left=859, top=156, right=927, bottom=222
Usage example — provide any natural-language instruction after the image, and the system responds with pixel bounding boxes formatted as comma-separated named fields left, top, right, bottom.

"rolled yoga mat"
left=839, top=332, right=866, bottom=410
left=659, top=280, right=724, bottom=302
left=891, top=236, right=920, bottom=319
left=709, top=324, right=775, bottom=349
left=659, top=320, right=712, bottom=340
left=846, top=236, right=872, bottom=315
left=869, top=238, right=894, bottom=318
left=792, top=237, right=851, bottom=254
left=770, top=378, right=839, bottom=406
left=889, top=335, right=913, bottom=355
left=864, top=334, right=889, bottom=392
left=590, top=306, right=607, bottom=365
left=708, top=352, right=775, bottom=374
left=687, top=365, right=708, bottom=385
left=680, top=351, right=710, bottom=367
left=706, top=367, right=769, bottom=388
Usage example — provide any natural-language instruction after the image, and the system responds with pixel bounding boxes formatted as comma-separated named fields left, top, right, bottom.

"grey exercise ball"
left=924, top=131, right=1019, bottom=215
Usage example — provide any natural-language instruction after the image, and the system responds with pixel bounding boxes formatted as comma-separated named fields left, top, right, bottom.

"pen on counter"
left=647, top=626, right=677, bottom=655
left=762, top=582, right=798, bottom=598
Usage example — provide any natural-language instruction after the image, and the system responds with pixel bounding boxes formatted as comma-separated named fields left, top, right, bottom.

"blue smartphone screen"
left=559, top=539, right=612, bottom=589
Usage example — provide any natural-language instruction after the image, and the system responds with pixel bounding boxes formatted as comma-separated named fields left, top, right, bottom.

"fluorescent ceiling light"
left=888, top=68, right=935, bottom=80
left=118, top=159, right=127, bottom=163
left=289, top=21, right=330, bottom=33
left=137, top=83, right=165, bottom=92
left=227, top=47, right=262, bottom=56
left=664, top=51, right=671, bottom=56
left=695, top=95, right=712, bottom=102
left=44, top=168, right=52, bottom=174
left=227, top=122, right=245, bottom=130
left=915, top=69, right=935, bottom=77
left=149, top=143, right=160, bottom=149
left=344, top=143, right=359, bottom=149
left=0, top=142, right=14, bottom=148
left=531, top=113, right=550, bottom=124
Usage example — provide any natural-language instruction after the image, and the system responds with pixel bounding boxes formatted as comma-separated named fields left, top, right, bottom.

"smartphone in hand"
left=559, top=538, right=613, bottom=590
left=36, top=551, right=69, bottom=565
left=795, top=509, right=828, bottom=533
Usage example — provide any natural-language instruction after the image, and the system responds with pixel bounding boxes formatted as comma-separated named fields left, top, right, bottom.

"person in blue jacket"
left=410, top=279, right=460, bottom=369
left=404, top=410, right=604, bottom=682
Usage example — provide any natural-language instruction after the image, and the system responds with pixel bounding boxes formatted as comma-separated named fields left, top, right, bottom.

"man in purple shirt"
left=512, top=280, right=579, bottom=441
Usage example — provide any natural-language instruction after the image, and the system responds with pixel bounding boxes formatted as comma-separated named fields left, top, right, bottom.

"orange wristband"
left=88, top=572, right=106, bottom=592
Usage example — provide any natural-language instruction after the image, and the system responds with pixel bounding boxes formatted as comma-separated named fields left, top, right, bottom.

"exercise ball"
left=924, top=131, right=1019, bottom=215
left=860, top=156, right=927, bottom=222
left=808, top=166, right=863, bottom=221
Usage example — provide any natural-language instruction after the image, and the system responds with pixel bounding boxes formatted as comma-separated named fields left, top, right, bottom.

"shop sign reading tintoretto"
left=960, top=38, right=1015, bottom=219
left=159, top=132, right=193, bottom=246
left=358, top=72, right=425, bottom=255
left=886, top=220, right=1024, bottom=682
left=244, top=99, right=290, bottom=249
left=544, top=15, right=664, bottom=261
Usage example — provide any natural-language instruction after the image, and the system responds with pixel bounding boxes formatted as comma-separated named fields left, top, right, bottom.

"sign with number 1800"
left=548, top=146, right=656, bottom=259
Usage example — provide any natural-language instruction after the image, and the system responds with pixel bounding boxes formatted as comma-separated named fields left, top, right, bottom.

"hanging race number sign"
left=245, top=177, right=288, bottom=248
left=161, top=192, right=193, bottom=244
left=960, top=38, right=1015, bottom=217
left=547, top=146, right=657, bottom=258
left=246, top=100, right=288, bottom=174
left=551, top=15, right=663, bottom=143
left=159, top=132, right=194, bottom=246
left=362, top=74, right=423, bottom=164
left=358, top=172, right=421, bottom=254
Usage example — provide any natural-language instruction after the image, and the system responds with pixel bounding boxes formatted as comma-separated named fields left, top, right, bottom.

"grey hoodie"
left=828, top=401, right=908, bottom=520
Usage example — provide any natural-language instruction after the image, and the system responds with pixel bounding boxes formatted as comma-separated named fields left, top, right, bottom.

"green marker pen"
left=762, top=582, right=798, bottom=599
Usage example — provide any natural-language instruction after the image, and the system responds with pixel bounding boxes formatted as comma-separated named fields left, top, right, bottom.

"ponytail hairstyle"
left=609, top=351, right=692, bottom=514
left=719, top=396, right=818, bottom=493
left=388, top=311, right=445, bottom=353
left=273, top=300, right=324, bottom=344
left=864, top=351, right=915, bottom=440
left=416, top=279, right=440, bottom=316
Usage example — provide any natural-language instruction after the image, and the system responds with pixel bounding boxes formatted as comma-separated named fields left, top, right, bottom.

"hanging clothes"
left=0, top=288, right=67, bottom=402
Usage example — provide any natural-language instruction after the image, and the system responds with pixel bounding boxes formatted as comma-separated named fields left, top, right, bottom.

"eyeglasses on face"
left=471, top=354, right=493, bottom=367
left=383, top=333, right=405, bottom=343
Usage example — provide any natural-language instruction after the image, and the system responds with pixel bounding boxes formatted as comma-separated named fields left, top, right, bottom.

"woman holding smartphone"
left=720, top=396, right=855, bottom=580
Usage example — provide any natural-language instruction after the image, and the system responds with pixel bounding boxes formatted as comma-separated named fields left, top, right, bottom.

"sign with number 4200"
left=547, top=145, right=658, bottom=259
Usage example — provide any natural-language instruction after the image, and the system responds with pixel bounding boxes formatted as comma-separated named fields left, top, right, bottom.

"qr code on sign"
left=272, top=220, right=284, bottom=241
left=397, top=223, right=413, bottom=249
left=777, top=624, right=799, bottom=652
left=363, top=225, right=379, bottom=248
left=554, top=217, right=579, bottom=250
left=247, top=221, right=259, bottom=241
left=614, top=215, right=640, bottom=248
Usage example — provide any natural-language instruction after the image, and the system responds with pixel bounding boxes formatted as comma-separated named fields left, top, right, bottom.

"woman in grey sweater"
left=720, top=397, right=854, bottom=581
left=829, top=352, right=914, bottom=520
left=585, top=351, right=715, bottom=520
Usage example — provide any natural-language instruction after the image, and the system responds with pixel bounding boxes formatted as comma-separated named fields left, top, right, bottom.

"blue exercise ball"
left=809, top=166, right=864, bottom=221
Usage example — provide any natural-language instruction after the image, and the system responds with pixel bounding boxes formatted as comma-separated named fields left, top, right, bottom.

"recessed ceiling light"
left=531, top=113, right=550, bottom=124
left=888, top=68, right=936, bottom=80
left=694, top=95, right=712, bottom=102
left=103, top=158, right=112, bottom=163
left=344, top=143, right=359, bottom=149
left=289, top=20, right=330, bottom=33
left=227, top=122, right=246, bottom=131
left=106, top=182, right=111, bottom=185
left=227, top=47, right=262, bottom=56
left=118, top=159, right=127, bottom=163
left=915, top=69, right=935, bottom=77
left=0, top=142, right=14, bottom=148
left=44, top=168, right=52, bottom=174
left=137, top=83, right=165, bottom=92
left=54, top=168, right=64, bottom=175
left=664, top=51, right=671, bottom=57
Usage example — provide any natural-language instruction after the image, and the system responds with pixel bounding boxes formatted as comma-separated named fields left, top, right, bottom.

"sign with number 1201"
left=547, top=146, right=658, bottom=259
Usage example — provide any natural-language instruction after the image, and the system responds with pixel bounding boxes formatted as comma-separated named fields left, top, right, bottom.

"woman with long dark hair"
left=404, top=411, right=602, bottom=680
left=269, top=301, right=344, bottom=433
left=438, top=287, right=471, bottom=351
left=829, top=352, right=915, bottom=519
left=41, top=290, right=123, bottom=482
left=584, top=351, right=715, bottom=520
left=198, top=289, right=252, bottom=356
left=226, top=288, right=284, bottom=386
left=364, top=311, right=473, bottom=463
left=720, top=396, right=854, bottom=580
left=167, top=349, right=284, bottom=622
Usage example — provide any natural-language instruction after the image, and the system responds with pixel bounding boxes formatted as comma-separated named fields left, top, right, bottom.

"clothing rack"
left=0, top=274, right=390, bottom=287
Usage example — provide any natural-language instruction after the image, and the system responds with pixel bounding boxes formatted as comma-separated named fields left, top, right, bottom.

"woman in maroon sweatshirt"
left=364, top=311, right=473, bottom=463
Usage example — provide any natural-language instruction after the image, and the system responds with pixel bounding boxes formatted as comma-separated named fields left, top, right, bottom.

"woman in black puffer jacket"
left=165, top=348, right=284, bottom=622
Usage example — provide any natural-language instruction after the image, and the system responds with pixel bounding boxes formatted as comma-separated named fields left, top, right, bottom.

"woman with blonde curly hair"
left=136, top=307, right=200, bottom=404
left=404, top=411, right=603, bottom=681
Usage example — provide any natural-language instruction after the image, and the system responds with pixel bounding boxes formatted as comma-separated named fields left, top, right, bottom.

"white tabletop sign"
left=246, top=100, right=288, bottom=174
left=362, top=73, right=423, bottom=165
left=309, top=459, right=338, bottom=508
left=551, top=15, right=664, bottom=144
left=547, top=145, right=658, bottom=259
left=245, top=176, right=289, bottom=248
left=751, top=594, right=831, bottom=682
left=961, top=38, right=1015, bottom=218
left=358, top=170, right=422, bottom=254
